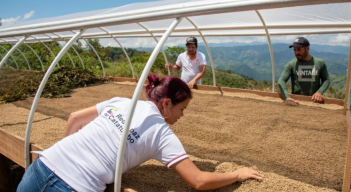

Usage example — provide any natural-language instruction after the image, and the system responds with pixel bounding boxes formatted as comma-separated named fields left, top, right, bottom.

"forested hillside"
left=0, top=39, right=347, bottom=101
left=197, top=44, right=348, bottom=81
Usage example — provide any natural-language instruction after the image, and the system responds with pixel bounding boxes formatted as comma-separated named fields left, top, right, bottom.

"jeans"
left=17, top=157, right=76, bottom=192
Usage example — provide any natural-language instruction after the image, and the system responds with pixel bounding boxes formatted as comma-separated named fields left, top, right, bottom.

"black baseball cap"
left=186, top=36, right=198, bottom=46
left=289, top=37, right=310, bottom=48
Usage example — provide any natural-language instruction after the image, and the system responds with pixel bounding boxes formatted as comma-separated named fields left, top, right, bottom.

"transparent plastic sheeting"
left=0, top=0, right=351, bottom=41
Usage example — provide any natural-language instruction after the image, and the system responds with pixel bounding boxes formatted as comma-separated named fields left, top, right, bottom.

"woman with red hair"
left=17, top=74, right=263, bottom=192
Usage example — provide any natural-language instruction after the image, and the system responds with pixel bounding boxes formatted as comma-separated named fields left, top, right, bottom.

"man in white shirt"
left=165, top=36, right=207, bottom=88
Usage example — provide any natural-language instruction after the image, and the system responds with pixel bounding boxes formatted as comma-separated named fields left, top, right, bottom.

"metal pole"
left=40, top=41, right=60, bottom=67
left=0, top=0, right=347, bottom=37
left=114, top=17, right=183, bottom=192
left=69, top=41, right=85, bottom=69
left=83, top=38, right=106, bottom=76
left=186, top=17, right=216, bottom=86
left=112, top=37, right=135, bottom=79
left=256, top=10, right=275, bottom=92
left=344, top=35, right=351, bottom=116
left=24, top=43, right=45, bottom=71
left=58, top=41, right=75, bottom=68
left=137, top=23, right=169, bottom=75
left=99, top=27, right=135, bottom=78
left=0, top=45, right=19, bottom=69
left=24, top=29, right=86, bottom=169
left=0, top=36, right=27, bottom=69
left=15, top=47, right=31, bottom=70
left=0, top=51, right=8, bottom=66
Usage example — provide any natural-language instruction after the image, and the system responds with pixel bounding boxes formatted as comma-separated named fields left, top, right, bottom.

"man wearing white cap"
left=278, top=37, right=330, bottom=105
left=165, top=36, right=207, bottom=88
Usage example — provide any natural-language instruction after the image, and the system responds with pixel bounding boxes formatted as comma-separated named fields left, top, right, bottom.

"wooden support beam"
left=208, top=85, right=343, bottom=106
left=221, top=87, right=280, bottom=98
left=193, top=84, right=222, bottom=92
left=107, top=76, right=139, bottom=83
left=108, top=77, right=344, bottom=106
left=343, top=122, right=351, bottom=192
left=344, top=35, right=351, bottom=115
left=0, top=128, right=43, bottom=168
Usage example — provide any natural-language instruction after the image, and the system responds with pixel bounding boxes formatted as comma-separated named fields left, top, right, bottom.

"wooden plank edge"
left=0, top=128, right=43, bottom=168
left=106, top=77, right=344, bottom=106
left=342, top=122, right=351, bottom=192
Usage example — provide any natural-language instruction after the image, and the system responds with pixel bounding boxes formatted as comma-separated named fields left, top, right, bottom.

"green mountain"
left=197, top=44, right=348, bottom=79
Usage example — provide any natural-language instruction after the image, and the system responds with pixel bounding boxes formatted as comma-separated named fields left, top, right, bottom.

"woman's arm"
left=63, top=105, right=99, bottom=137
left=171, top=158, right=263, bottom=191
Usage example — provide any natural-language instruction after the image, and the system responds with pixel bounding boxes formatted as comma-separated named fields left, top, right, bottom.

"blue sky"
left=0, top=0, right=350, bottom=47
left=0, top=0, right=155, bottom=26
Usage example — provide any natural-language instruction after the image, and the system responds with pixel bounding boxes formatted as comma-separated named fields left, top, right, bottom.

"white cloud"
left=24, top=11, right=35, bottom=20
left=1, top=10, right=35, bottom=26
left=309, top=34, right=350, bottom=46
left=94, top=35, right=350, bottom=48
left=2, top=16, right=21, bottom=26
left=77, top=34, right=350, bottom=49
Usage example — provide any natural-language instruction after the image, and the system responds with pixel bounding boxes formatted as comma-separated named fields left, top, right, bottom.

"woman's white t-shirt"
left=40, top=97, right=188, bottom=192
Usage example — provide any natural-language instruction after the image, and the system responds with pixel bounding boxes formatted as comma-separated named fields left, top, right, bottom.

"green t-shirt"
left=278, top=56, right=330, bottom=99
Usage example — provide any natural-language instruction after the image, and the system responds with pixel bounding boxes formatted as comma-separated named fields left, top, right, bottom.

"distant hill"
left=134, top=43, right=349, bottom=91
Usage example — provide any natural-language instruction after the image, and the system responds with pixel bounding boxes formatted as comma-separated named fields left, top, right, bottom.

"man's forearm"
left=317, top=64, right=330, bottom=94
left=278, top=83, right=290, bottom=100
left=190, top=65, right=206, bottom=83
left=191, top=71, right=205, bottom=83
left=318, top=77, right=330, bottom=94
left=171, top=64, right=181, bottom=72
left=278, top=67, right=292, bottom=100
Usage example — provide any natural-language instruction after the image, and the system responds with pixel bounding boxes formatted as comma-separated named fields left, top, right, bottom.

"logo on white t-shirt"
left=195, top=59, right=200, bottom=65
left=104, top=108, right=140, bottom=143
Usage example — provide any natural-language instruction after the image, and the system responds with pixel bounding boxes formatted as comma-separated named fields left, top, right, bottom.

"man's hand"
left=187, top=79, right=196, bottom=89
left=284, top=98, right=299, bottom=106
left=165, top=63, right=174, bottom=71
left=311, top=92, right=324, bottom=103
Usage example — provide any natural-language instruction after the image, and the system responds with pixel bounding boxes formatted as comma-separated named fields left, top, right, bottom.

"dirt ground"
left=0, top=81, right=347, bottom=192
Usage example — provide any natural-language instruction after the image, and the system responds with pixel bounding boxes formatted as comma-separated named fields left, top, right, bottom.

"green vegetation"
left=0, top=39, right=348, bottom=104
left=0, top=66, right=107, bottom=104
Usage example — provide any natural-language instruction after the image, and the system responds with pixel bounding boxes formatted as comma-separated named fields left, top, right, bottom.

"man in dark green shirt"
left=278, top=37, right=330, bottom=105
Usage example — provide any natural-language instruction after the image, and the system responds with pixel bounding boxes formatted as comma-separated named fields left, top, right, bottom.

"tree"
left=165, top=46, right=185, bottom=64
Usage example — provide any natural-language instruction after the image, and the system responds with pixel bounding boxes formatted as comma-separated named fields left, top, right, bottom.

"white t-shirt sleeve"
left=155, top=128, right=188, bottom=168
left=199, top=52, right=207, bottom=65
left=175, top=52, right=184, bottom=67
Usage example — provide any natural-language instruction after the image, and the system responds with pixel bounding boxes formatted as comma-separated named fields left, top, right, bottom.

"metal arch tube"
left=0, top=36, right=27, bottom=69
left=24, top=43, right=45, bottom=71
left=24, top=29, right=86, bottom=169
left=112, top=37, right=135, bottom=79
left=137, top=22, right=170, bottom=75
left=52, top=33, right=75, bottom=68
left=83, top=38, right=106, bottom=77
left=0, top=0, right=349, bottom=38
left=58, top=41, right=75, bottom=68
left=15, top=47, right=31, bottom=70
left=40, top=41, right=60, bottom=67
left=99, top=27, right=135, bottom=79
left=186, top=17, right=216, bottom=86
left=256, top=10, right=275, bottom=92
left=0, top=53, right=8, bottom=66
left=0, top=45, right=18, bottom=69
left=114, top=17, right=183, bottom=192
left=69, top=41, right=85, bottom=69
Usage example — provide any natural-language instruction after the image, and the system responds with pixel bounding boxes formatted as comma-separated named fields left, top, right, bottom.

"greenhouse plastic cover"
left=0, top=0, right=351, bottom=44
